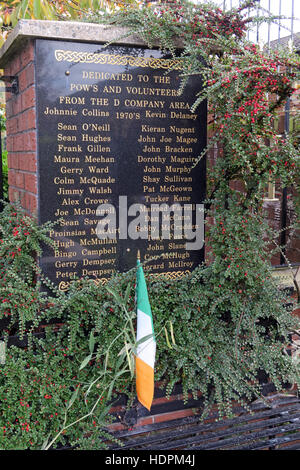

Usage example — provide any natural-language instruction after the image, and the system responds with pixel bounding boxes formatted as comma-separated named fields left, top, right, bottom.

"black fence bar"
left=0, top=128, right=3, bottom=211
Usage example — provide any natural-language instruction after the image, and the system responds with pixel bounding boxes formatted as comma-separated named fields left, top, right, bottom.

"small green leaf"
left=79, top=354, right=92, bottom=370
left=134, top=334, right=154, bottom=353
left=0, top=341, right=6, bottom=365
left=33, top=0, right=41, bottom=18
left=41, top=433, right=51, bottom=450
left=125, top=341, right=133, bottom=377
left=124, top=283, right=131, bottom=304
left=105, top=286, right=124, bottom=306
left=89, top=330, right=96, bottom=354
left=164, top=327, right=172, bottom=349
left=106, top=380, right=115, bottom=402
left=97, top=404, right=111, bottom=425
left=67, top=387, right=79, bottom=410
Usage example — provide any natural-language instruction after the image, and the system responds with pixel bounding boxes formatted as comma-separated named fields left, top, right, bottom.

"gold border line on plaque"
left=54, top=49, right=184, bottom=70
left=58, top=271, right=190, bottom=291
left=149, top=270, right=191, bottom=280
left=58, top=278, right=108, bottom=292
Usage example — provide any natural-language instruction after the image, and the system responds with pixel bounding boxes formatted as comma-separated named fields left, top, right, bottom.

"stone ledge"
left=0, top=19, right=154, bottom=67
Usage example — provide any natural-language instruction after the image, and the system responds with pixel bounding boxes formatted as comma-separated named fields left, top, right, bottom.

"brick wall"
left=5, top=39, right=38, bottom=215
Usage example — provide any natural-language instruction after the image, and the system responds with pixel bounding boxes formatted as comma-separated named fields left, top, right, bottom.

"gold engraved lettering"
left=59, top=96, right=85, bottom=105
left=160, top=135, right=172, bottom=143
left=58, top=123, right=77, bottom=131
left=57, top=188, right=83, bottom=196
left=61, top=198, right=79, bottom=206
left=176, top=136, right=198, bottom=144
left=173, top=195, right=192, bottom=202
left=80, top=237, right=116, bottom=246
left=88, top=186, right=112, bottom=195
left=164, top=175, right=193, bottom=183
left=144, top=165, right=161, bottom=173
left=144, top=262, right=165, bottom=271
left=55, top=260, right=78, bottom=268
left=54, top=177, right=74, bottom=185
left=165, top=145, right=193, bottom=153
left=143, top=176, right=160, bottom=184
left=137, top=135, right=156, bottom=143
left=82, top=247, right=116, bottom=256
left=125, top=99, right=165, bottom=108
left=88, top=165, right=109, bottom=174
left=54, top=250, right=76, bottom=259
left=82, top=71, right=133, bottom=81
left=145, top=195, right=169, bottom=203
left=145, top=110, right=166, bottom=119
left=54, top=208, right=69, bottom=217
left=82, top=134, right=111, bottom=143
left=90, top=97, right=109, bottom=106
left=170, top=125, right=195, bottom=135
left=165, top=166, right=191, bottom=174
left=85, top=155, right=115, bottom=163
left=168, top=261, right=193, bottom=269
left=58, top=144, right=82, bottom=152
left=153, top=75, right=171, bottom=84
left=82, top=109, right=109, bottom=117
left=60, top=166, right=83, bottom=175
left=170, top=111, right=197, bottom=121
left=54, top=239, right=75, bottom=249
left=143, top=185, right=155, bottom=193
left=86, top=144, right=110, bottom=152
left=54, top=155, right=80, bottom=163
left=141, top=125, right=165, bottom=133
left=160, top=185, right=193, bottom=193
left=146, top=243, right=164, bottom=251
left=70, top=83, right=98, bottom=93
left=49, top=229, right=86, bottom=238
left=103, top=85, right=122, bottom=93
left=142, top=145, right=160, bottom=153
left=125, top=86, right=177, bottom=97
left=138, top=155, right=166, bottom=164
left=170, top=156, right=198, bottom=164
left=44, top=107, right=78, bottom=116
left=82, top=123, right=110, bottom=132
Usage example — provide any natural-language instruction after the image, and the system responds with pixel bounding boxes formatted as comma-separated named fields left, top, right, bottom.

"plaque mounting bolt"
left=65, top=70, right=70, bottom=76
left=0, top=75, right=19, bottom=94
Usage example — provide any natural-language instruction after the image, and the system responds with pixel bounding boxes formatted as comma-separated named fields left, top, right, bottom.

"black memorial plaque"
left=35, top=39, right=206, bottom=291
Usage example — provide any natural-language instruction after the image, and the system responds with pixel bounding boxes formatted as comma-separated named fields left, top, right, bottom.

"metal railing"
left=218, top=0, right=299, bottom=46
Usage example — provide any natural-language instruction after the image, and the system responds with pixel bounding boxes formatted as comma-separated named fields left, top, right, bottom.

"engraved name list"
left=35, top=40, right=206, bottom=290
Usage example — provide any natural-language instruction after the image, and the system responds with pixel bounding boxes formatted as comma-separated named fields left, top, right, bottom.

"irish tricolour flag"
left=135, top=253, right=156, bottom=411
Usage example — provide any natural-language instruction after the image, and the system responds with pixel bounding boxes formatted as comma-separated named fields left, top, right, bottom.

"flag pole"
left=135, top=248, right=156, bottom=411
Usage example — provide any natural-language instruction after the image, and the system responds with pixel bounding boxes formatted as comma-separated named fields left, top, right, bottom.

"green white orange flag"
left=135, top=251, right=156, bottom=411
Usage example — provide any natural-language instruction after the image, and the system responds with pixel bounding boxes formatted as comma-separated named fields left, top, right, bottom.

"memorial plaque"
left=35, top=39, right=206, bottom=290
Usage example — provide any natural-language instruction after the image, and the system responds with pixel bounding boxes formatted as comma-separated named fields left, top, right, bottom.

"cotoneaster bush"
left=0, top=200, right=299, bottom=449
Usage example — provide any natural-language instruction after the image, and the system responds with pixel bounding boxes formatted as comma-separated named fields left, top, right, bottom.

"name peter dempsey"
left=104, top=454, right=195, bottom=467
